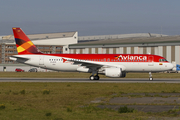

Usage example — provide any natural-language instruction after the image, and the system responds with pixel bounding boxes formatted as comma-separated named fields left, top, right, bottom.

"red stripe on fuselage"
left=39, top=54, right=169, bottom=63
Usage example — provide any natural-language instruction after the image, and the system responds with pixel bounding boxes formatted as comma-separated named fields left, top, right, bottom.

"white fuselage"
left=10, top=55, right=174, bottom=73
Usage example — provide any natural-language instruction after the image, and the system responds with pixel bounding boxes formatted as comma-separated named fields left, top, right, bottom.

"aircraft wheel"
left=94, top=75, right=100, bottom=80
left=149, top=77, right=153, bottom=81
left=89, top=75, right=94, bottom=80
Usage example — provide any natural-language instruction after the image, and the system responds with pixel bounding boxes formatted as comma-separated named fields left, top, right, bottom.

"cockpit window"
left=159, top=59, right=168, bottom=62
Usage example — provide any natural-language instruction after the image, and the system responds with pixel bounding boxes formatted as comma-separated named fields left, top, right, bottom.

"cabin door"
left=39, top=56, right=44, bottom=65
left=148, top=56, right=154, bottom=66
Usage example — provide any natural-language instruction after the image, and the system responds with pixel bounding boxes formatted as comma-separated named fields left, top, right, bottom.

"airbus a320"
left=10, top=28, right=173, bottom=81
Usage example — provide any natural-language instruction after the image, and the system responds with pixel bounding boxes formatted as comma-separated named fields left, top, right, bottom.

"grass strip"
left=0, top=82, right=180, bottom=119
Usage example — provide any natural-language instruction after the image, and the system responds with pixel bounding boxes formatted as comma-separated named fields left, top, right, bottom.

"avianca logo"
left=115, top=55, right=147, bottom=60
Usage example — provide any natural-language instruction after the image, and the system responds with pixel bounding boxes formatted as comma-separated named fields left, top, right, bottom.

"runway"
left=0, top=78, right=180, bottom=83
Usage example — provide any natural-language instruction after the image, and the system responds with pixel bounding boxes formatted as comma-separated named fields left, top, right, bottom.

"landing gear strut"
left=149, top=72, right=153, bottom=81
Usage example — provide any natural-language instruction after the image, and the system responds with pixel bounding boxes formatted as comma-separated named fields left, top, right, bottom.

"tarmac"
left=92, top=93, right=180, bottom=113
left=0, top=78, right=180, bottom=83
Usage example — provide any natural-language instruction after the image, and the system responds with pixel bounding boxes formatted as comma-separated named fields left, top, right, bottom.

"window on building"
left=56, top=47, right=62, bottom=49
left=8, top=51, right=13, bottom=53
left=8, top=46, right=14, bottom=49
left=38, top=47, right=44, bottom=49
left=44, top=47, right=49, bottom=49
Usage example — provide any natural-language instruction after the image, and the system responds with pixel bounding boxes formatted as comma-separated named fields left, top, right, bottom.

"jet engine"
left=104, top=68, right=126, bottom=78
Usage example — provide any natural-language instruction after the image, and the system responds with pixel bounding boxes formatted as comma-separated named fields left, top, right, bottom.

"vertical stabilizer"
left=12, top=28, right=42, bottom=54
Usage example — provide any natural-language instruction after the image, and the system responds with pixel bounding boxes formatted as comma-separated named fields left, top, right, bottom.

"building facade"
left=0, top=44, right=63, bottom=64
left=69, top=46, right=180, bottom=64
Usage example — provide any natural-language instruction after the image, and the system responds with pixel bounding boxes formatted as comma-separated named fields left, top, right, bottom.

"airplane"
left=9, top=28, right=174, bottom=81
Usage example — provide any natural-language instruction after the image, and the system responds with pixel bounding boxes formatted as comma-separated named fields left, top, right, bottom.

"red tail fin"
left=12, top=28, right=42, bottom=54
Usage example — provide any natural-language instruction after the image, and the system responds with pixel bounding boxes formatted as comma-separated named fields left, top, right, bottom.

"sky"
left=0, top=0, right=180, bottom=36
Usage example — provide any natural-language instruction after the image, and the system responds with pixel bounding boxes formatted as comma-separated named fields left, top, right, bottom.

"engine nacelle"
left=104, top=68, right=126, bottom=78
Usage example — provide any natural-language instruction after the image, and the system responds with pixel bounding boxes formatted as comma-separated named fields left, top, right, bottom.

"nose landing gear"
left=149, top=72, right=153, bottom=81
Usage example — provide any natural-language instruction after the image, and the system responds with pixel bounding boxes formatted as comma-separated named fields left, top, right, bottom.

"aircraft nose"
left=168, top=63, right=174, bottom=70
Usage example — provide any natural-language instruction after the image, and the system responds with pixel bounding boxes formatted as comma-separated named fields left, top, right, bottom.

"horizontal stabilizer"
left=9, top=56, right=30, bottom=63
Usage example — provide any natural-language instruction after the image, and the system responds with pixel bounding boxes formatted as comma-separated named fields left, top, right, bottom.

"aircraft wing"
left=71, top=60, right=103, bottom=68
left=66, top=59, right=126, bottom=71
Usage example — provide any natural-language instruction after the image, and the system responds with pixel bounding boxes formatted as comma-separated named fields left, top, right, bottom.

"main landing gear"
left=149, top=72, right=153, bottom=81
left=89, top=68, right=100, bottom=80
left=89, top=74, right=100, bottom=80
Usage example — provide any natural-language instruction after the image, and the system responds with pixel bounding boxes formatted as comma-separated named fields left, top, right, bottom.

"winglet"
left=12, top=28, right=42, bottom=54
